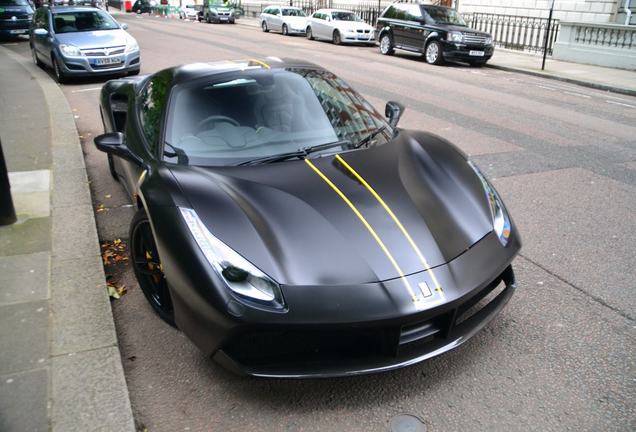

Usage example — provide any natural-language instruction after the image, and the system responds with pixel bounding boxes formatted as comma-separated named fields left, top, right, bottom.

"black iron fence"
left=289, top=0, right=386, bottom=24
left=462, top=13, right=560, bottom=55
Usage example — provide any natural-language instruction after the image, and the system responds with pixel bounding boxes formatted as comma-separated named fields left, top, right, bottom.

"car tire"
left=332, top=30, right=341, bottom=45
left=306, top=26, right=313, bottom=40
left=282, top=23, right=288, bottom=36
left=51, top=54, right=67, bottom=84
left=424, top=40, right=445, bottom=65
left=31, top=44, right=43, bottom=68
left=206, top=14, right=211, bottom=23
left=379, top=33, right=394, bottom=55
left=130, top=208, right=176, bottom=327
left=106, top=153, right=118, bottom=181
left=261, top=20, right=268, bottom=32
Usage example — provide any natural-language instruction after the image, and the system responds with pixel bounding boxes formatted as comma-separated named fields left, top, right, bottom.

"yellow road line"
left=304, top=159, right=420, bottom=304
left=335, top=154, right=445, bottom=300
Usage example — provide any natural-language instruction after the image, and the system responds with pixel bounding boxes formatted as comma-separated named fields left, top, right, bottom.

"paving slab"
left=0, top=252, right=50, bottom=306
left=0, top=301, right=48, bottom=376
left=0, top=368, right=49, bottom=432
left=493, top=167, right=636, bottom=319
left=49, top=255, right=117, bottom=355
left=51, top=346, right=136, bottom=432
left=0, top=217, right=51, bottom=257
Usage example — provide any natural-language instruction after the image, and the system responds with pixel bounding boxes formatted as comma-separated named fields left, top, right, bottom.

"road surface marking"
left=563, top=91, right=591, bottom=98
left=605, top=100, right=636, bottom=109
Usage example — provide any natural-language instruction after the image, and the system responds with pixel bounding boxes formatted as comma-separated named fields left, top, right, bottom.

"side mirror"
left=94, top=132, right=142, bottom=165
left=120, top=23, right=129, bottom=30
left=385, top=101, right=405, bottom=128
left=33, top=28, right=48, bottom=36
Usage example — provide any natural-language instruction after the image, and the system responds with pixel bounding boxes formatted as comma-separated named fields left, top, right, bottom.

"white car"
left=306, top=9, right=374, bottom=45
left=179, top=4, right=199, bottom=20
left=260, top=6, right=307, bottom=35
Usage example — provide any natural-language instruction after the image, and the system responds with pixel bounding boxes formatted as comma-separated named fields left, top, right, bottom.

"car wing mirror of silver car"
left=33, top=28, right=48, bottom=37
left=120, top=23, right=129, bottom=30
left=385, top=101, right=405, bottom=129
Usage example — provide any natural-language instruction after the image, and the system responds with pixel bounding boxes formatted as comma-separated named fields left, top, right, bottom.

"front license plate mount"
left=469, top=50, right=485, bottom=57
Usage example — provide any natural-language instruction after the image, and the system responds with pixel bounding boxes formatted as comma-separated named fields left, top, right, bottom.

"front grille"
left=463, top=33, right=488, bottom=44
left=92, top=63, right=123, bottom=70
left=356, top=29, right=370, bottom=33
left=80, top=46, right=125, bottom=57
left=224, top=266, right=514, bottom=369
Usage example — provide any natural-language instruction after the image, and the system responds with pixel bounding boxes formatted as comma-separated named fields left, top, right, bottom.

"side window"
left=383, top=5, right=396, bottom=19
left=138, top=71, right=171, bottom=154
left=394, top=4, right=408, bottom=20
left=407, top=4, right=422, bottom=21
left=35, top=10, right=48, bottom=29
left=274, top=7, right=280, bottom=15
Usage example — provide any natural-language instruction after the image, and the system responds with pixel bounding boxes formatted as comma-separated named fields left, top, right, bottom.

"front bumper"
left=342, top=31, right=375, bottom=44
left=57, top=49, right=141, bottom=76
left=155, top=199, right=521, bottom=378
left=0, top=20, right=30, bottom=36
left=442, top=40, right=494, bottom=63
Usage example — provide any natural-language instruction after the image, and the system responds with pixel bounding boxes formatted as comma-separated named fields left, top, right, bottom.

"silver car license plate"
left=94, top=57, right=123, bottom=66
left=469, top=50, right=485, bottom=57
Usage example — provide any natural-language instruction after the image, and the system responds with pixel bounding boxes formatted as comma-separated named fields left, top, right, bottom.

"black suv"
left=376, top=2, right=494, bottom=66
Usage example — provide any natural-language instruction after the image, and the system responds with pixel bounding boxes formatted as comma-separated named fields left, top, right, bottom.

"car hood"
left=169, top=131, right=494, bottom=286
left=55, top=29, right=130, bottom=49
left=437, top=24, right=491, bottom=37
left=334, top=21, right=373, bottom=31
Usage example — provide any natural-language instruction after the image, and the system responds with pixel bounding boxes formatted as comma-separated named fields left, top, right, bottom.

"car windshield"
left=282, top=8, right=305, bottom=17
left=0, top=0, right=29, bottom=5
left=331, top=11, right=359, bottom=21
left=165, top=67, right=390, bottom=166
left=52, top=10, right=119, bottom=33
left=423, top=6, right=466, bottom=26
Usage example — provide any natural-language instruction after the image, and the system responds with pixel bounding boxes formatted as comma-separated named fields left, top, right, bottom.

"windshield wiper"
left=238, top=140, right=351, bottom=166
left=164, top=143, right=189, bottom=165
left=353, top=125, right=389, bottom=149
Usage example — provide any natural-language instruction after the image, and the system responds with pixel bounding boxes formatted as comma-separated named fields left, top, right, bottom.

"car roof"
left=170, top=58, right=323, bottom=85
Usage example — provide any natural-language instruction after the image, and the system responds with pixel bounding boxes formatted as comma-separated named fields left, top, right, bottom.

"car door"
left=310, top=12, right=323, bottom=38
left=403, top=3, right=427, bottom=51
left=36, top=10, right=54, bottom=66
left=261, top=7, right=270, bottom=27
left=270, top=7, right=282, bottom=31
left=322, top=12, right=335, bottom=39
left=390, top=4, right=413, bottom=49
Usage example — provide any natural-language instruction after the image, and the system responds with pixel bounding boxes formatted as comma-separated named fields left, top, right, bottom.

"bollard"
left=0, top=139, right=17, bottom=226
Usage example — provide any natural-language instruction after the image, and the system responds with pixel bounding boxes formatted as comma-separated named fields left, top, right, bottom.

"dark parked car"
left=202, top=0, right=234, bottom=23
left=376, top=1, right=494, bottom=66
left=94, top=58, right=519, bottom=378
left=131, top=0, right=150, bottom=14
left=0, top=0, right=33, bottom=37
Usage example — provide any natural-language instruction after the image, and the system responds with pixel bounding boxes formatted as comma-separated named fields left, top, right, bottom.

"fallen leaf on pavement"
left=107, top=282, right=127, bottom=299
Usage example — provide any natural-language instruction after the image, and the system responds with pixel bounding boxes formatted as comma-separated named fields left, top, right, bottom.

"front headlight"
left=468, top=161, right=511, bottom=246
left=209, top=8, right=217, bottom=14
left=180, top=208, right=285, bottom=308
left=485, top=36, right=493, bottom=45
left=125, top=38, right=139, bottom=53
left=447, top=31, right=463, bottom=43
left=59, top=44, right=82, bottom=57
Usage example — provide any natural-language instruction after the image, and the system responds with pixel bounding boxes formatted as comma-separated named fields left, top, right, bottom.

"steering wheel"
left=196, top=115, right=240, bottom=132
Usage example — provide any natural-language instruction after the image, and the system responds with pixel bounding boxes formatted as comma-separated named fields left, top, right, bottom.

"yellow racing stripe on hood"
left=304, top=158, right=420, bottom=304
left=335, top=154, right=445, bottom=300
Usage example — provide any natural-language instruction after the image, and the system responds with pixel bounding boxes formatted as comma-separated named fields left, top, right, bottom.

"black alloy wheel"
left=130, top=208, right=175, bottom=326
left=282, top=23, right=288, bottom=35
left=51, top=54, right=67, bottom=84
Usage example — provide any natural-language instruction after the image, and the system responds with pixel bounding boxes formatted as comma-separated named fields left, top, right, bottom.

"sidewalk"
left=0, top=47, right=135, bottom=431
left=487, top=49, right=636, bottom=96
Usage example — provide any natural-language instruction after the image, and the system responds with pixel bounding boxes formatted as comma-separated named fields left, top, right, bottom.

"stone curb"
left=0, top=46, right=135, bottom=432
left=486, top=63, right=636, bottom=97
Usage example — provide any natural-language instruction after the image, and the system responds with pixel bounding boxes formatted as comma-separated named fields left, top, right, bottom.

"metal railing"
left=462, top=13, right=560, bottom=55
left=572, top=23, right=635, bottom=49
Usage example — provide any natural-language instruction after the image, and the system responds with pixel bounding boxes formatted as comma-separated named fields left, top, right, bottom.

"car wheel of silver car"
left=31, top=45, right=43, bottom=68
left=306, top=26, right=313, bottom=40
left=261, top=20, right=268, bottom=32
left=282, top=23, right=289, bottom=36
left=379, top=33, right=394, bottom=56
left=425, top=40, right=444, bottom=65
left=332, top=30, right=341, bottom=45
left=51, top=54, right=67, bottom=84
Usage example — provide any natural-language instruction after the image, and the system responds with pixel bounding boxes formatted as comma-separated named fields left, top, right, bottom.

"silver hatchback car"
left=30, top=6, right=140, bottom=83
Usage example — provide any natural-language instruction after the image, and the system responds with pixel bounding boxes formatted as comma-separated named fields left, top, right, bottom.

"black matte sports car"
left=94, top=58, right=520, bottom=378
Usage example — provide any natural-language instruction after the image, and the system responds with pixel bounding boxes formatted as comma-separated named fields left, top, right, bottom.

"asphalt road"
left=5, top=13, right=636, bottom=432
